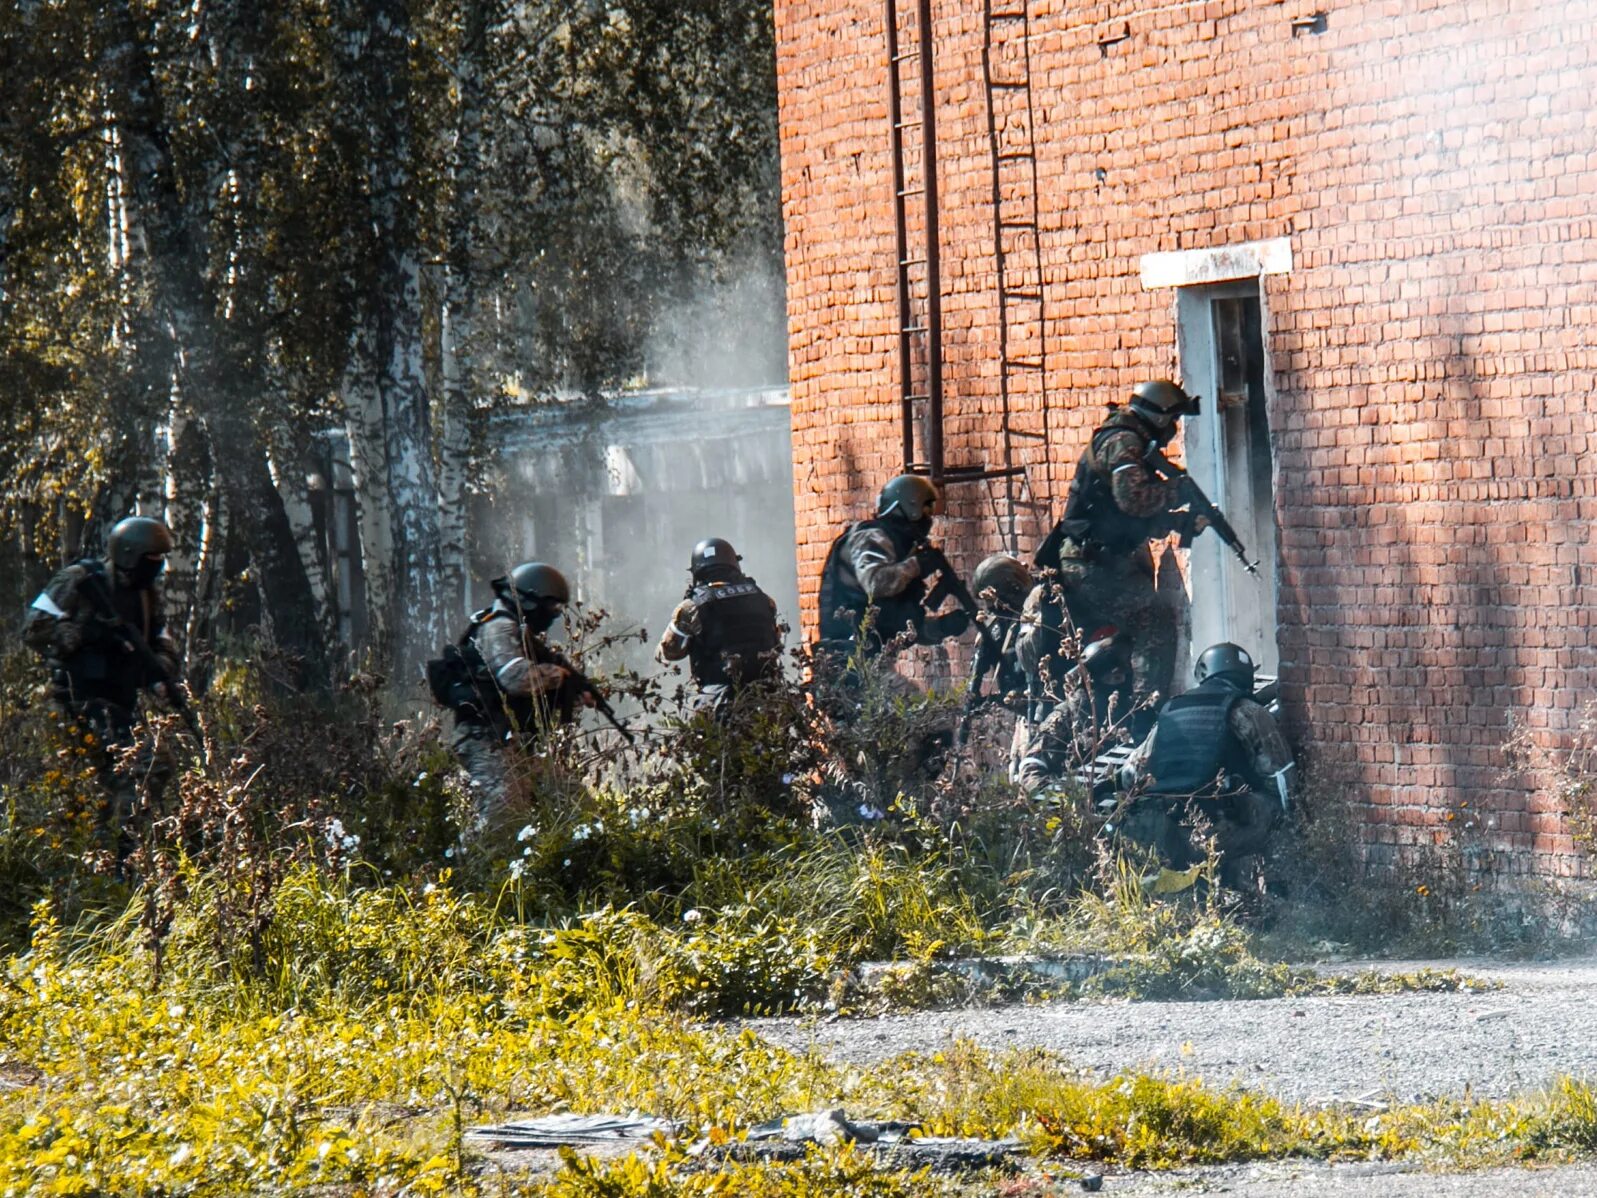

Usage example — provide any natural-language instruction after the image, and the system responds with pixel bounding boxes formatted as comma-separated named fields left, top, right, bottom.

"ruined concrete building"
left=773, top=0, right=1597, bottom=883
left=473, top=388, right=800, bottom=677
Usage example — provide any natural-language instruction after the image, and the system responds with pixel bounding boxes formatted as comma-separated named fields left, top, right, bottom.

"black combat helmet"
left=877, top=474, right=939, bottom=522
left=107, top=516, right=174, bottom=587
left=972, top=553, right=1030, bottom=612
left=1194, top=642, right=1255, bottom=691
left=494, top=562, right=570, bottom=607
left=690, top=538, right=741, bottom=582
left=1080, top=628, right=1133, bottom=685
left=108, top=516, right=174, bottom=570
left=1128, top=379, right=1200, bottom=431
left=493, top=562, right=570, bottom=634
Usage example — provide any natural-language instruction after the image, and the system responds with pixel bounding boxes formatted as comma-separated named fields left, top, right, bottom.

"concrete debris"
left=747, top=1108, right=912, bottom=1144
left=730, top=1109, right=1020, bottom=1172
left=466, top=1112, right=678, bottom=1148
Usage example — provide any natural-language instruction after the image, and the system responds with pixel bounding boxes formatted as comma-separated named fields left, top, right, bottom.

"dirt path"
left=744, top=959, right=1597, bottom=1104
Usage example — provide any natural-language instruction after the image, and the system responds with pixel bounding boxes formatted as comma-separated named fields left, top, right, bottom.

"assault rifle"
left=914, top=542, right=1006, bottom=664
left=79, top=570, right=205, bottom=749
left=1144, top=446, right=1259, bottom=575
left=546, top=647, right=636, bottom=746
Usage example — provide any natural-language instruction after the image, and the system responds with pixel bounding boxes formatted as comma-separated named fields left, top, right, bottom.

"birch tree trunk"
left=159, top=397, right=208, bottom=639
left=269, top=443, right=335, bottom=634
left=436, top=0, right=488, bottom=623
left=341, top=311, right=395, bottom=659
left=367, top=0, right=444, bottom=671
left=105, top=0, right=328, bottom=684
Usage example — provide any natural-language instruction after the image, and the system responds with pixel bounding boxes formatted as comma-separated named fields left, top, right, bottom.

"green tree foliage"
left=0, top=0, right=781, bottom=677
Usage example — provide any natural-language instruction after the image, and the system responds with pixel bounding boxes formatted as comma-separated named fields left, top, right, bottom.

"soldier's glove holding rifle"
left=912, top=547, right=946, bottom=579
left=1175, top=510, right=1210, bottom=545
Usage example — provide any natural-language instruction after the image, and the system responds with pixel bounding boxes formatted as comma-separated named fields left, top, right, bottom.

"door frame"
left=1175, top=277, right=1282, bottom=681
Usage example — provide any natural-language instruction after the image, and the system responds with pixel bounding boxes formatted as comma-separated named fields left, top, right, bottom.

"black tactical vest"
left=688, top=578, right=781, bottom=688
left=1143, top=680, right=1252, bottom=797
left=56, top=559, right=159, bottom=712
left=815, top=518, right=925, bottom=646
left=1056, top=410, right=1171, bottom=559
left=457, top=610, right=573, bottom=737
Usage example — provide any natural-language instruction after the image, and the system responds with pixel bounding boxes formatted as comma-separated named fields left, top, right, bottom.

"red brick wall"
left=775, top=0, right=1597, bottom=881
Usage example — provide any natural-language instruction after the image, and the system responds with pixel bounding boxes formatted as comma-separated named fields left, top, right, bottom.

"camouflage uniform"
left=1121, top=678, right=1295, bottom=885
left=24, top=559, right=179, bottom=848
left=451, top=599, right=577, bottom=828
left=1037, top=408, right=1197, bottom=705
left=656, top=575, right=781, bottom=716
left=1014, top=669, right=1136, bottom=796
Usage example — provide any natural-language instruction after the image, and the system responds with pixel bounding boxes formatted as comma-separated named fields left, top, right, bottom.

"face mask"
left=523, top=601, right=562, bottom=636
left=129, top=556, right=166, bottom=589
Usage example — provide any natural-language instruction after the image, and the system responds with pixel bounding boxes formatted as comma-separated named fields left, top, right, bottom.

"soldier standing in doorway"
left=1035, top=379, right=1209, bottom=705
left=656, top=537, right=783, bottom=717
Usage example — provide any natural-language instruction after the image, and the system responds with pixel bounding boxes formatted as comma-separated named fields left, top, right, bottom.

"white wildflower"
left=517, top=824, right=536, bottom=842
left=508, top=859, right=525, bottom=880
left=858, top=803, right=886, bottom=821
left=683, top=909, right=702, bottom=925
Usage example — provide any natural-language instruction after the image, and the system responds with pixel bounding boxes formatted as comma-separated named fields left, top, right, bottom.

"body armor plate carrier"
left=688, top=580, right=781, bottom=688
left=1143, top=680, right=1255, bottom=797
left=816, top=518, right=925, bottom=645
left=1054, top=410, right=1169, bottom=561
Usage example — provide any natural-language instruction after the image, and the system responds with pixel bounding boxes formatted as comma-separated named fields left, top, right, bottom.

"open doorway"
left=1176, top=280, right=1280, bottom=680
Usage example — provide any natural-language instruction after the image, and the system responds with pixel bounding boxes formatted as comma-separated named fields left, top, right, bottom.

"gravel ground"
left=1098, top=1160, right=1597, bottom=1195
left=743, top=959, right=1597, bottom=1104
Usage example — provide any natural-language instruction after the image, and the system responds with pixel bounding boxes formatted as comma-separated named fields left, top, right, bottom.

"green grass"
left=0, top=651, right=1581, bottom=1194
left=0, top=870, right=1584, bottom=1196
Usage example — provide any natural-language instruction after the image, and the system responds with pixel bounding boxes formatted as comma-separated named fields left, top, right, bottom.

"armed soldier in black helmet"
left=23, top=516, right=182, bottom=853
left=815, top=474, right=971, bottom=660
left=431, top=562, right=591, bottom=829
left=967, top=553, right=1031, bottom=705
left=1015, top=629, right=1136, bottom=796
left=657, top=538, right=783, bottom=717
left=1035, top=379, right=1209, bottom=704
left=1119, top=642, right=1294, bottom=887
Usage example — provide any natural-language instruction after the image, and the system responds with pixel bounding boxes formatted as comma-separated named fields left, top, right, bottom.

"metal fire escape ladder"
left=887, top=0, right=1018, bottom=487
left=981, top=0, right=1054, bottom=551
left=886, top=0, right=943, bottom=481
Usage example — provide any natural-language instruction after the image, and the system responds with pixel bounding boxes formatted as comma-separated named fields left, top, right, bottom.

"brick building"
left=774, top=0, right=1597, bottom=881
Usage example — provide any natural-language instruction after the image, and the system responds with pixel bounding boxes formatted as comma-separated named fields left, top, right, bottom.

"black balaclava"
left=127, top=556, right=166, bottom=590
left=522, top=599, right=563, bottom=637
